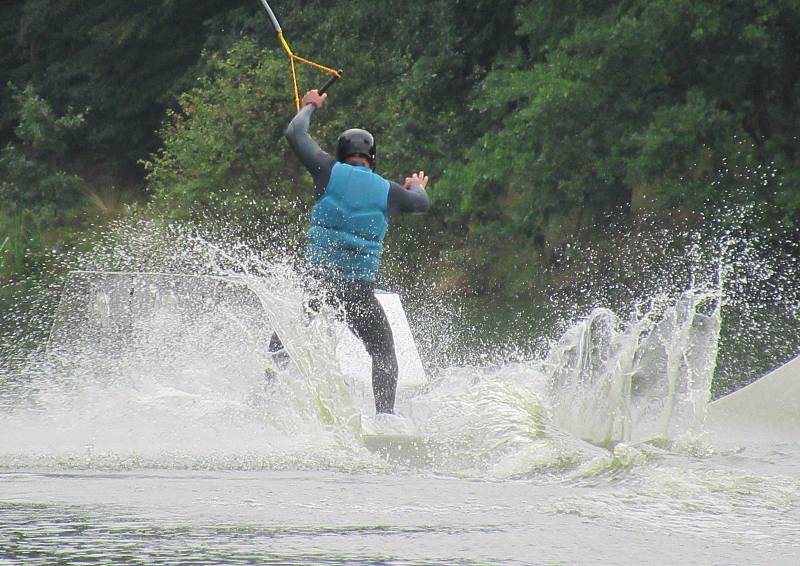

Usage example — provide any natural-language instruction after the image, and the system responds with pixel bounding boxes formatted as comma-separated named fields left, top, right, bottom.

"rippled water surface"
left=2, top=445, right=799, bottom=565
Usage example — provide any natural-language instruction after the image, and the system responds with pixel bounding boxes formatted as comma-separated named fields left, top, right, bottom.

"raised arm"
left=388, top=171, right=430, bottom=216
left=285, top=91, right=336, bottom=199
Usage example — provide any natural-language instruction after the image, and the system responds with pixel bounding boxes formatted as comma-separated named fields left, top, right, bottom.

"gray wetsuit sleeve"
left=387, top=181, right=430, bottom=217
left=286, top=105, right=429, bottom=213
left=285, top=104, right=336, bottom=200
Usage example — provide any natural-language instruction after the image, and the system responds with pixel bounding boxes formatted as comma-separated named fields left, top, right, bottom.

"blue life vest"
left=306, top=162, right=390, bottom=282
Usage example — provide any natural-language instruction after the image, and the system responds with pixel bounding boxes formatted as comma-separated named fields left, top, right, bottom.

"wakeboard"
left=362, top=432, right=429, bottom=463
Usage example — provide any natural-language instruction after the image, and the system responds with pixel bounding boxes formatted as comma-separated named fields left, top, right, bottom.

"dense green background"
left=2, top=1, right=799, bottom=386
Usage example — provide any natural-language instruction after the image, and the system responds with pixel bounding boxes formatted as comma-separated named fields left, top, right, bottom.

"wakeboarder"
left=268, top=89, right=429, bottom=416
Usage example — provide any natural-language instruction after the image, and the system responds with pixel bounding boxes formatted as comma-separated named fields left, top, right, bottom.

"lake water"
left=2, top=440, right=799, bottom=564
left=1, top=270, right=799, bottom=564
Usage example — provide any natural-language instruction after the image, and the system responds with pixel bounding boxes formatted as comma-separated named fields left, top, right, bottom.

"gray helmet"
left=336, top=128, right=376, bottom=165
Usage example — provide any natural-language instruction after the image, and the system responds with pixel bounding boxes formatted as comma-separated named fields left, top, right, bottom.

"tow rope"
left=256, top=0, right=343, bottom=110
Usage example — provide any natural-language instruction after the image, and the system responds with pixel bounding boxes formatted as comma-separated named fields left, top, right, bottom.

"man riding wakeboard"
left=269, top=89, right=429, bottom=415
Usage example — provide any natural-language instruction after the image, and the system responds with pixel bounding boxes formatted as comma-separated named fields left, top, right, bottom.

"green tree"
left=0, top=85, right=87, bottom=279
left=8, top=0, right=251, bottom=180
left=143, top=39, right=325, bottom=249
left=437, top=0, right=800, bottom=248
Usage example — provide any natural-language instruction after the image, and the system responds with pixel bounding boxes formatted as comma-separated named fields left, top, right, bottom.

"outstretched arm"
left=388, top=171, right=430, bottom=216
left=285, top=91, right=336, bottom=199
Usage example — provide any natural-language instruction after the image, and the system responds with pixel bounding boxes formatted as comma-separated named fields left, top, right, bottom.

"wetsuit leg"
left=267, top=332, right=290, bottom=371
left=268, top=332, right=283, bottom=352
left=265, top=279, right=398, bottom=413
left=266, top=280, right=323, bottom=370
left=336, top=285, right=398, bottom=414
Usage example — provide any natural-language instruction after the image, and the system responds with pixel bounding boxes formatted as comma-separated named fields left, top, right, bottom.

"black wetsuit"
left=270, top=104, right=429, bottom=414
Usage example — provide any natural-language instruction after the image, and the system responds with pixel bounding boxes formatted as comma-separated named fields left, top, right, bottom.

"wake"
left=0, top=250, right=722, bottom=477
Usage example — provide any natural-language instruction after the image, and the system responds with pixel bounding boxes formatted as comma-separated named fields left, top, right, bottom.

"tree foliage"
left=2, top=0, right=800, bottom=293
left=0, top=85, right=87, bottom=278
left=3, top=0, right=251, bottom=177
left=437, top=1, right=800, bottom=246
left=143, top=40, right=311, bottom=223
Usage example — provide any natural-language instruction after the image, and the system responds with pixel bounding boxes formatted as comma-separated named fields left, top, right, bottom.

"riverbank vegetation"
left=2, top=1, right=799, bottom=379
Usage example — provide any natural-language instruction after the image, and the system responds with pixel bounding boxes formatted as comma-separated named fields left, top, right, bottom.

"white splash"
left=0, top=221, right=728, bottom=477
left=543, top=288, right=721, bottom=445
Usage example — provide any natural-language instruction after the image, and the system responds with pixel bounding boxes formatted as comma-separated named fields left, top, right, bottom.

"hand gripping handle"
left=318, top=70, right=344, bottom=94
